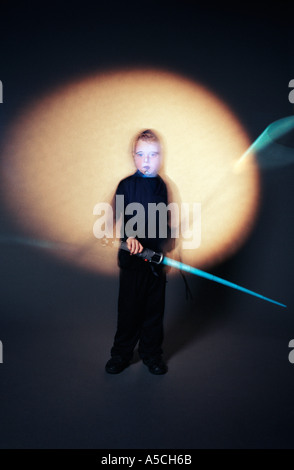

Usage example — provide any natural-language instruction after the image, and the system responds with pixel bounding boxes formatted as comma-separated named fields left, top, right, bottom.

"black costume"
left=110, top=170, right=172, bottom=361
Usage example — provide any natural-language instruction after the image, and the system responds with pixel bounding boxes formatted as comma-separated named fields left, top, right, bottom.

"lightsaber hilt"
left=101, top=237, right=163, bottom=265
left=120, top=241, right=163, bottom=265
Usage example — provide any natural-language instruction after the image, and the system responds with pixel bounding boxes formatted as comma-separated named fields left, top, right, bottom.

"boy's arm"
left=115, top=180, right=143, bottom=254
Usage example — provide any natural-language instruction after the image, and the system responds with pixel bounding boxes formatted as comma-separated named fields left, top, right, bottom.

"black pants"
left=111, top=261, right=166, bottom=361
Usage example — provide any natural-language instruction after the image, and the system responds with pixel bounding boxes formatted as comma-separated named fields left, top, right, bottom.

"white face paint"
left=133, top=140, right=161, bottom=177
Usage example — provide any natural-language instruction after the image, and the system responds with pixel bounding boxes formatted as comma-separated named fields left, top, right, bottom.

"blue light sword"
left=0, top=234, right=287, bottom=308
left=161, top=257, right=287, bottom=308
left=114, top=240, right=287, bottom=308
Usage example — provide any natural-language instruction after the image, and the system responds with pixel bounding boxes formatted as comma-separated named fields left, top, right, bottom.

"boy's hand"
left=126, top=237, right=143, bottom=255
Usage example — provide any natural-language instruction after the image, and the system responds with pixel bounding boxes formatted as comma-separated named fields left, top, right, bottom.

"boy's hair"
left=132, top=129, right=161, bottom=154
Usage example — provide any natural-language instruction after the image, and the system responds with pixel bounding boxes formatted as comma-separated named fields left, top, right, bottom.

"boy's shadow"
left=131, top=262, right=234, bottom=364
left=163, top=272, right=233, bottom=360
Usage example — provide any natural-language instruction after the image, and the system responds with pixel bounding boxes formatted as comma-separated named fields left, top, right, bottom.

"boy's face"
left=134, top=140, right=161, bottom=177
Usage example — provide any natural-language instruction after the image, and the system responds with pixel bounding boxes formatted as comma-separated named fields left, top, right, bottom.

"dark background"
left=0, top=0, right=294, bottom=449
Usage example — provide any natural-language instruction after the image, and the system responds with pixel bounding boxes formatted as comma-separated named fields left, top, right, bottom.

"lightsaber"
left=115, top=240, right=286, bottom=308
left=161, top=257, right=287, bottom=308
left=0, top=233, right=287, bottom=308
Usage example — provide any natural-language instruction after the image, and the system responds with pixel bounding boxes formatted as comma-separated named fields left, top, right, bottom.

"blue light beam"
left=238, top=115, right=294, bottom=169
left=162, top=257, right=287, bottom=308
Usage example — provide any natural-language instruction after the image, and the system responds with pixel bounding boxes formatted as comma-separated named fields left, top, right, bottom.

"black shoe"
left=143, top=356, right=168, bottom=375
left=105, top=356, right=130, bottom=374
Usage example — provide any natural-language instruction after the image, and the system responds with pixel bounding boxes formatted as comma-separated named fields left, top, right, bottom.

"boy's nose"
left=144, top=155, right=150, bottom=162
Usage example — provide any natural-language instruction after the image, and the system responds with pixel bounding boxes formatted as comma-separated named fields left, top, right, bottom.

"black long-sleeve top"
left=115, top=170, right=173, bottom=254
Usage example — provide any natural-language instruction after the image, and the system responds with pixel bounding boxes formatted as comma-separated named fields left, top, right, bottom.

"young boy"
left=105, top=129, right=173, bottom=375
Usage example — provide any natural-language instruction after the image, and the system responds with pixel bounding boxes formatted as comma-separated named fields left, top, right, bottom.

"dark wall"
left=0, top=0, right=293, bottom=450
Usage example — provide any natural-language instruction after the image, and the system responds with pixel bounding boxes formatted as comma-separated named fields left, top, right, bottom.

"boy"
left=105, top=129, right=173, bottom=375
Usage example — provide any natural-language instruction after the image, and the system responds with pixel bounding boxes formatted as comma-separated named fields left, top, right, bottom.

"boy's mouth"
left=143, top=166, right=150, bottom=174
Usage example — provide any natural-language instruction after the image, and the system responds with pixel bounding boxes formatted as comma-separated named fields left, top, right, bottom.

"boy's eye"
left=135, top=152, right=159, bottom=158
